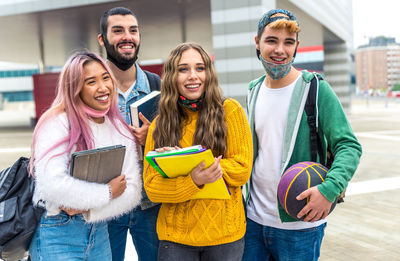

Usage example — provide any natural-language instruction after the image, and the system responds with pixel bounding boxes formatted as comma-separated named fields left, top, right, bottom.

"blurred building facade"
left=0, top=0, right=354, bottom=110
left=355, top=36, right=400, bottom=94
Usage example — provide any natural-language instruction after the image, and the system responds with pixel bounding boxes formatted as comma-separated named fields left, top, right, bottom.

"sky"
left=352, top=0, right=400, bottom=48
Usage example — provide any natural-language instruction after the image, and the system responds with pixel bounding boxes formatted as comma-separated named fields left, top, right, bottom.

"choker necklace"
left=82, top=102, right=109, bottom=118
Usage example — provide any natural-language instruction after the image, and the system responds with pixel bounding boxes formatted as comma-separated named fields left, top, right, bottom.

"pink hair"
left=29, top=51, right=133, bottom=174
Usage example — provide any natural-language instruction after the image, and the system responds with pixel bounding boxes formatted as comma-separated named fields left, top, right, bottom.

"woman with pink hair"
left=28, top=51, right=142, bottom=260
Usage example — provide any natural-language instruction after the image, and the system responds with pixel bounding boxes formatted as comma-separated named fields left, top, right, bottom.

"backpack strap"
left=305, top=75, right=344, bottom=203
left=305, top=74, right=325, bottom=165
left=143, top=70, right=161, bottom=92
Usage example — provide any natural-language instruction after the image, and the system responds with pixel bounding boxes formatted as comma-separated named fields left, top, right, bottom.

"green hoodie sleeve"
left=316, top=80, right=362, bottom=202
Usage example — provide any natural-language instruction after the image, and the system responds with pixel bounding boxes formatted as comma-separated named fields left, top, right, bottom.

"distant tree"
left=393, top=83, right=400, bottom=91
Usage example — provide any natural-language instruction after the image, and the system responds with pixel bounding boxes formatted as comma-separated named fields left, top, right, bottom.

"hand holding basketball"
left=296, top=186, right=333, bottom=222
left=277, top=161, right=337, bottom=221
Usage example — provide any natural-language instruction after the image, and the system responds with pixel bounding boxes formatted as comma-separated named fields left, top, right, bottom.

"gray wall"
left=0, top=0, right=353, bottom=110
left=0, top=0, right=213, bottom=67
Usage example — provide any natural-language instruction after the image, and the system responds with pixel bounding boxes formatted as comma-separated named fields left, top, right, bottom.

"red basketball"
left=278, top=161, right=336, bottom=220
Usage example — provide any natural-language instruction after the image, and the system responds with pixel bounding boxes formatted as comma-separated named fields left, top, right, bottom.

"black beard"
left=103, top=36, right=140, bottom=71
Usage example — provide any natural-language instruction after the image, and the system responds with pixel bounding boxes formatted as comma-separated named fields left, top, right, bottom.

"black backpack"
left=0, top=157, right=44, bottom=261
left=305, top=74, right=345, bottom=203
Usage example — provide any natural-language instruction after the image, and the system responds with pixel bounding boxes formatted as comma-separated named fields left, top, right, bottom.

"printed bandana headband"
left=256, top=8, right=299, bottom=58
left=257, top=9, right=299, bottom=36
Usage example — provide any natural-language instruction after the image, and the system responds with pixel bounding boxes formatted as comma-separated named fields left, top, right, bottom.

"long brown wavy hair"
left=153, top=42, right=227, bottom=157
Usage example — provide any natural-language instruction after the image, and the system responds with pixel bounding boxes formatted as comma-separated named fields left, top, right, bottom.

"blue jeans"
left=29, top=212, right=111, bottom=261
left=158, top=237, right=244, bottom=261
left=108, top=204, right=161, bottom=261
left=242, top=218, right=326, bottom=261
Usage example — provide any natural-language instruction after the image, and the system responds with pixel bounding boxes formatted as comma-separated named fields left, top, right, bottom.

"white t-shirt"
left=247, top=75, right=325, bottom=230
left=121, top=81, right=136, bottom=101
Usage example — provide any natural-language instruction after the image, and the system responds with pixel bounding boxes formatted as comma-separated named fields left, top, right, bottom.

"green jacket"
left=244, top=70, right=362, bottom=222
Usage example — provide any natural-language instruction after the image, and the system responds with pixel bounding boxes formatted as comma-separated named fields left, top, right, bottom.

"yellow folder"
left=149, top=149, right=231, bottom=199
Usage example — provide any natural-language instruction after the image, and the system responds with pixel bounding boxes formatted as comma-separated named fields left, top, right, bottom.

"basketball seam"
left=306, top=170, right=310, bottom=205
left=282, top=163, right=326, bottom=218
left=284, top=171, right=303, bottom=213
left=309, top=165, right=327, bottom=182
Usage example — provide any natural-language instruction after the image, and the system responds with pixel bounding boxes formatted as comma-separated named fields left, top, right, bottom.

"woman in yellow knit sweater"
left=143, top=42, right=253, bottom=261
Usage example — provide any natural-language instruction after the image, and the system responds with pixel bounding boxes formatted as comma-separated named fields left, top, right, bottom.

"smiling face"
left=100, top=14, right=140, bottom=63
left=176, top=48, right=206, bottom=100
left=256, top=25, right=299, bottom=65
left=79, top=61, right=114, bottom=112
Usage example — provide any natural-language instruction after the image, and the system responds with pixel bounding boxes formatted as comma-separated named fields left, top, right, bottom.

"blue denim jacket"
left=118, top=64, right=151, bottom=124
left=117, top=63, right=159, bottom=210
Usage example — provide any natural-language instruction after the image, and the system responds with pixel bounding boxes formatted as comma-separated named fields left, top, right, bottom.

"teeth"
left=272, top=58, right=285, bottom=61
left=186, top=84, right=200, bottom=89
left=120, top=46, right=133, bottom=49
left=96, top=95, right=109, bottom=101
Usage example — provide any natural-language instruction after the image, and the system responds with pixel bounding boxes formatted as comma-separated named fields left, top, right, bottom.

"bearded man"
left=98, top=7, right=161, bottom=261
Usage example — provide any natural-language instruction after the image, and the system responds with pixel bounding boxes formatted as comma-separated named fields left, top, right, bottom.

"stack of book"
left=145, top=145, right=231, bottom=199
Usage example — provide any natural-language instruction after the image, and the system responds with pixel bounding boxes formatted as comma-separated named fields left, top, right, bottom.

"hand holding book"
left=191, top=155, right=223, bottom=187
left=131, top=112, right=152, bottom=146
left=154, top=146, right=180, bottom=153
left=60, top=174, right=127, bottom=216
left=130, top=91, right=160, bottom=128
left=129, top=91, right=161, bottom=160
left=108, top=174, right=127, bottom=199
left=145, top=145, right=231, bottom=199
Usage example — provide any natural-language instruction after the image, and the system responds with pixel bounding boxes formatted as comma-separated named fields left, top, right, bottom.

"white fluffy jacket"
left=32, top=113, right=142, bottom=223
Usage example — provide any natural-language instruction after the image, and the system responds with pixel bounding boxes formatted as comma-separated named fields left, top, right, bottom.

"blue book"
left=130, top=91, right=161, bottom=128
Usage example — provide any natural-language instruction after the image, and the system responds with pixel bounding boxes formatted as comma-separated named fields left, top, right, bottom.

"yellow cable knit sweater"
left=143, top=98, right=253, bottom=246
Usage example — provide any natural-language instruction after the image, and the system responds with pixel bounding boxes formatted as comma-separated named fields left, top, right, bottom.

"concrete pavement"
left=0, top=96, right=399, bottom=260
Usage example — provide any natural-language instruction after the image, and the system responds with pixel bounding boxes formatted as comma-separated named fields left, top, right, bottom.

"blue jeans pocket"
left=296, top=222, right=326, bottom=234
left=284, top=223, right=326, bottom=243
left=41, top=213, right=71, bottom=227
left=297, top=226, right=320, bottom=232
